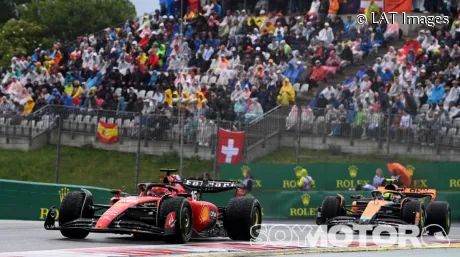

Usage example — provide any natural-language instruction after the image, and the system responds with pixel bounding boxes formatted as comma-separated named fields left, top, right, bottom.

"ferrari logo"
left=58, top=187, right=69, bottom=203
left=200, top=205, right=210, bottom=223
left=301, top=193, right=311, bottom=206
left=348, top=165, right=358, bottom=178
left=406, top=165, right=415, bottom=177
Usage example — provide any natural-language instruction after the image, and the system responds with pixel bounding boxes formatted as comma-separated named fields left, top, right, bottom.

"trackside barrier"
left=202, top=191, right=460, bottom=220
left=220, top=163, right=460, bottom=191
left=1, top=180, right=458, bottom=221
left=0, top=179, right=111, bottom=221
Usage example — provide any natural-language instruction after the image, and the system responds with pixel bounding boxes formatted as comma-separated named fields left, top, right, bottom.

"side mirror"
left=110, top=189, right=122, bottom=195
left=351, top=195, right=362, bottom=200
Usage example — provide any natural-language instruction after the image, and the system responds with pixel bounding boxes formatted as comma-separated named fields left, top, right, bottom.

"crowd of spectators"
left=0, top=0, right=457, bottom=147
left=286, top=16, right=460, bottom=146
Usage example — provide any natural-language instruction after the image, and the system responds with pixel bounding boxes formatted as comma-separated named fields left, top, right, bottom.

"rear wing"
left=180, top=179, right=245, bottom=193
left=401, top=187, right=437, bottom=201
left=378, top=186, right=437, bottom=201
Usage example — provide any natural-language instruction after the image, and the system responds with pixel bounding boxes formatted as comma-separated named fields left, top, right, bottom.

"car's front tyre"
left=159, top=197, right=193, bottom=244
left=59, top=191, right=94, bottom=239
left=426, top=201, right=451, bottom=236
left=224, top=197, right=262, bottom=241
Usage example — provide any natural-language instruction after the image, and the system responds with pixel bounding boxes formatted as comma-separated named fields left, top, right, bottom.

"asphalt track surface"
left=1, top=220, right=460, bottom=256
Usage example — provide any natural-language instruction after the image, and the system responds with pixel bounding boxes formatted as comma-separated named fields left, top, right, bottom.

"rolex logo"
left=406, top=165, right=415, bottom=177
left=59, top=187, right=70, bottom=203
left=241, top=165, right=250, bottom=177
left=348, top=165, right=358, bottom=178
left=301, top=193, right=311, bottom=206
left=294, top=166, right=304, bottom=178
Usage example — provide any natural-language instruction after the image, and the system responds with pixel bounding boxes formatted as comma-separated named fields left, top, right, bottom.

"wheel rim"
left=182, top=208, right=192, bottom=235
left=253, top=207, right=261, bottom=225
left=447, top=210, right=451, bottom=230
left=251, top=207, right=261, bottom=238
left=419, top=210, right=425, bottom=229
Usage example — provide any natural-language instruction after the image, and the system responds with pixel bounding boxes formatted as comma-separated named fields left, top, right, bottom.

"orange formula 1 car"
left=316, top=182, right=451, bottom=236
left=44, top=171, right=261, bottom=244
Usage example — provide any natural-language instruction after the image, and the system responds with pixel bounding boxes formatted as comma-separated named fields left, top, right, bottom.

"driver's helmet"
left=383, top=192, right=395, bottom=201
left=147, top=186, right=168, bottom=197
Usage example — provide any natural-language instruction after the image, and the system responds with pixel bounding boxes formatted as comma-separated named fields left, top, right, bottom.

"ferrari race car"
left=44, top=172, right=262, bottom=243
left=316, top=182, right=451, bottom=236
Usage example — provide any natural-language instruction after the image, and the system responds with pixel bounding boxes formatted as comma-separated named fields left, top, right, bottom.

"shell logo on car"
left=200, top=205, right=210, bottom=223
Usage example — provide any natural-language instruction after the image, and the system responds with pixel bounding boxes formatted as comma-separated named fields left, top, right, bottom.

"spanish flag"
left=96, top=121, right=118, bottom=143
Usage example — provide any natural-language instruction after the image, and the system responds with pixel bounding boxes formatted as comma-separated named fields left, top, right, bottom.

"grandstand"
left=1, top=0, right=460, bottom=163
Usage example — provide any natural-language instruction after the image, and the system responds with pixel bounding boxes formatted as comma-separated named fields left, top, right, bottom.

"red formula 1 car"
left=44, top=171, right=262, bottom=244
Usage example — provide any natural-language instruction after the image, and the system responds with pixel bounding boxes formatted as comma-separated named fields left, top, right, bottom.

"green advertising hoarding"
left=203, top=191, right=460, bottom=220
left=0, top=179, right=112, bottom=221
left=1, top=179, right=460, bottom=221
left=220, top=163, right=460, bottom=191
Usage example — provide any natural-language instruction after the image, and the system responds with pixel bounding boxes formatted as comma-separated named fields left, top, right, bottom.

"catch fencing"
left=282, top=106, right=460, bottom=162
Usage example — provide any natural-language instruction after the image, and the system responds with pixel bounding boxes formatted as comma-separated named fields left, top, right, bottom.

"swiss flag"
left=217, top=129, right=245, bottom=166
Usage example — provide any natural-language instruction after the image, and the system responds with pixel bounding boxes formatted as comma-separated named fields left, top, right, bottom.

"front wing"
left=325, top=216, right=413, bottom=230
left=44, top=206, right=165, bottom=236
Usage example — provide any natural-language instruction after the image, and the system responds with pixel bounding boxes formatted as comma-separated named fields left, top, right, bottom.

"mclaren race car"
left=44, top=170, right=262, bottom=243
left=316, top=182, right=451, bottom=236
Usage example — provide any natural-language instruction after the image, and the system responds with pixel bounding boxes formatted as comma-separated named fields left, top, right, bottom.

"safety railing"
left=285, top=106, right=460, bottom=159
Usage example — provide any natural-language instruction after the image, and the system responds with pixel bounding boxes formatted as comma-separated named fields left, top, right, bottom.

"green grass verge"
left=0, top=146, right=429, bottom=190
left=0, top=145, right=213, bottom=191
left=253, top=147, right=429, bottom=164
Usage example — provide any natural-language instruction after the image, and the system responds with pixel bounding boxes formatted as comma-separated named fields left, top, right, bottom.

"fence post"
left=243, top=125, right=249, bottom=163
left=295, top=104, right=301, bottom=164
left=55, top=115, right=62, bottom=184
left=213, top=118, right=220, bottom=179
left=179, top=108, right=184, bottom=178
left=135, top=114, right=141, bottom=190
left=386, top=108, right=391, bottom=155
left=28, top=122, right=33, bottom=147
left=143, top=113, right=148, bottom=147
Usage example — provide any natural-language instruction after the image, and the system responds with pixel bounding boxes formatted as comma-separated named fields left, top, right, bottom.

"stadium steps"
left=296, top=38, right=407, bottom=106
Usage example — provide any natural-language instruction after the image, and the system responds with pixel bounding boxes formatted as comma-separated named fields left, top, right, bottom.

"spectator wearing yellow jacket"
left=255, top=10, right=267, bottom=28
left=165, top=89, right=173, bottom=107
left=328, top=0, right=339, bottom=20
left=365, top=0, right=380, bottom=24
left=195, top=91, right=207, bottom=109
left=23, top=97, right=35, bottom=115
left=277, top=78, right=295, bottom=105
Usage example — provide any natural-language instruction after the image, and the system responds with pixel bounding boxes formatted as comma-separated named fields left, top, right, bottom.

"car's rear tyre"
left=224, top=197, right=262, bottom=241
left=402, top=200, right=425, bottom=236
left=59, top=191, right=94, bottom=239
left=426, top=202, right=451, bottom=236
left=321, top=196, right=345, bottom=220
left=159, top=197, right=193, bottom=244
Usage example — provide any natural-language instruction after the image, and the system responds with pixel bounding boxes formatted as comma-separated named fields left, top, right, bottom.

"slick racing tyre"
left=224, top=197, right=262, bottom=241
left=402, top=200, right=425, bottom=237
left=159, top=197, right=193, bottom=244
left=59, top=191, right=94, bottom=239
left=426, top=201, right=451, bottom=236
left=321, top=196, right=345, bottom=221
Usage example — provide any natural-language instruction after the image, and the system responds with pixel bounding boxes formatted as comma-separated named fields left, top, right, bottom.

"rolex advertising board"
left=220, top=163, right=460, bottom=191
left=0, top=179, right=111, bottom=221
